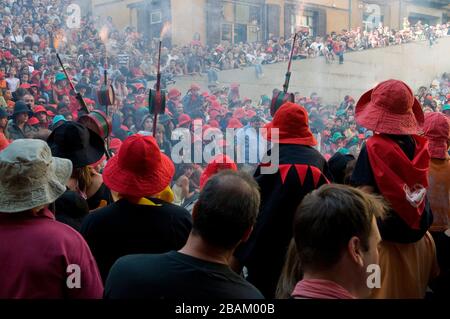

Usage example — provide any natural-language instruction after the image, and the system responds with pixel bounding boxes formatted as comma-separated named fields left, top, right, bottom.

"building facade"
left=90, top=0, right=450, bottom=46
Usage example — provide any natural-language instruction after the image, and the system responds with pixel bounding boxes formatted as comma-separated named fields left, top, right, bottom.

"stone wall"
left=169, top=37, right=450, bottom=104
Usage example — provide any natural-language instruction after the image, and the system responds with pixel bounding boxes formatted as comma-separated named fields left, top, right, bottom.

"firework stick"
left=56, top=53, right=89, bottom=114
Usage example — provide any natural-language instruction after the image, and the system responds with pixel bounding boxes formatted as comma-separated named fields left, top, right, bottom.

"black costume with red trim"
left=234, top=144, right=332, bottom=298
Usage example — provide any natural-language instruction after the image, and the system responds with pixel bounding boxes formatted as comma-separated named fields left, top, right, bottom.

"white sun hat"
left=0, top=139, right=72, bottom=213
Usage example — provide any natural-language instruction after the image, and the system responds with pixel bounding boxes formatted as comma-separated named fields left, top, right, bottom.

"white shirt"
left=10, top=34, right=24, bottom=44
left=6, top=77, right=20, bottom=92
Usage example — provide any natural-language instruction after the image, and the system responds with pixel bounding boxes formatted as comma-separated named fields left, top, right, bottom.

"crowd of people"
left=1, top=0, right=449, bottom=100
left=1, top=75, right=450, bottom=299
left=1, top=0, right=450, bottom=301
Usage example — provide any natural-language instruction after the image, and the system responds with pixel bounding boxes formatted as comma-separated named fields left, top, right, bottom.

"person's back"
left=351, top=80, right=438, bottom=298
left=372, top=232, right=439, bottom=299
left=105, top=251, right=262, bottom=299
left=237, top=144, right=330, bottom=297
left=105, top=170, right=263, bottom=299
left=233, top=102, right=332, bottom=298
left=80, top=134, right=192, bottom=281
left=0, top=139, right=103, bottom=299
left=81, top=198, right=192, bottom=281
left=0, top=211, right=103, bottom=299
left=422, top=112, right=450, bottom=297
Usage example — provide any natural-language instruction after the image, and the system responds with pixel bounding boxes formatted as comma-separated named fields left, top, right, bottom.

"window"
left=150, top=10, right=162, bottom=24
left=221, top=23, right=232, bottom=42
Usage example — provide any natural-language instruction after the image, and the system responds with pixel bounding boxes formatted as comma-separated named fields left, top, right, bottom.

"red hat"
left=207, top=95, right=217, bottom=102
left=263, top=102, right=317, bottom=146
left=446, top=93, right=450, bottom=100
left=84, top=98, right=95, bottom=105
left=103, top=134, right=175, bottom=197
left=4, top=51, right=12, bottom=60
left=227, top=118, right=243, bottom=129
left=209, top=110, right=219, bottom=120
left=210, top=101, right=221, bottom=110
left=31, top=70, right=41, bottom=78
left=168, top=88, right=181, bottom=99
left=201, top=92, right=209, bottom=98
left=27, top=117, right=39, bottom=126
left=20, top=83, right=31, bottom=89
left=423, top=112, right=450, bottom=159
left=177, top=114, right=192, bottom=127
left=47, top=110, right=55, bottom=117
left=245, top=110, right=257, bottom=119
left=233, top=108, right=246, bottom=119
left=199, top=154, right=238, bottom=189
left=190, top=83, right=201, bottom=91
left=109, top=138, right=123, bottom=153
left=355, top=79, right=424, bottom=135
left=33, top=105, right=47, bottom=114
left=209, top=119, right=220, bottom=128
left=230, top=83, right=239, bottom=89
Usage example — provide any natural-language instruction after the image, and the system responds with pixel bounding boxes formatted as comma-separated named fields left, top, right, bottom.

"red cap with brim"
left=27, top=117, right=39, bottom=125
left=355, top=80, right=424, bottom=135
left=103, top=135, right=175, bottom=197
left=233, top=108, right=246, bottom=119
left=200, top=154, right=238, bottom=189
left=34, top=105, right=47, bottom=114
left=423, top=112, right=450, bottom=159
left=227, top=118, right=243, bottom=129
left=262, top=102, right=317, bottom=146
left=209, top=119, right=220, bottom=128
left=110, top=138, right=123, bottom=153
left=177, top=114, right=192, bottom=127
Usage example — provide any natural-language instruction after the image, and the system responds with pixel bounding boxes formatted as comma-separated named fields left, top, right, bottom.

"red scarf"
left=291, top=279, right=355, bottom=299
left=366, top=134, right=430, bottom=230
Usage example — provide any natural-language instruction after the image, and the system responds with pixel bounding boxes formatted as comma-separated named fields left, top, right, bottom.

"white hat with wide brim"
left=0, top=139, right=72, bottom=213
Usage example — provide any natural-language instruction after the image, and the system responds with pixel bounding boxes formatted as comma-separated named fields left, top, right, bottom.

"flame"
left=160, top=22, right=171, bottom=39
left=54, top=30, right=65, bottom=49
left=99, top=26, right=109, bottom=44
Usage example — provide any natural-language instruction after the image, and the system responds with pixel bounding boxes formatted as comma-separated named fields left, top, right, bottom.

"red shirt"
left=0, top=209, right=103, bottom=298
left=0, top=131, right=9, bottom=151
